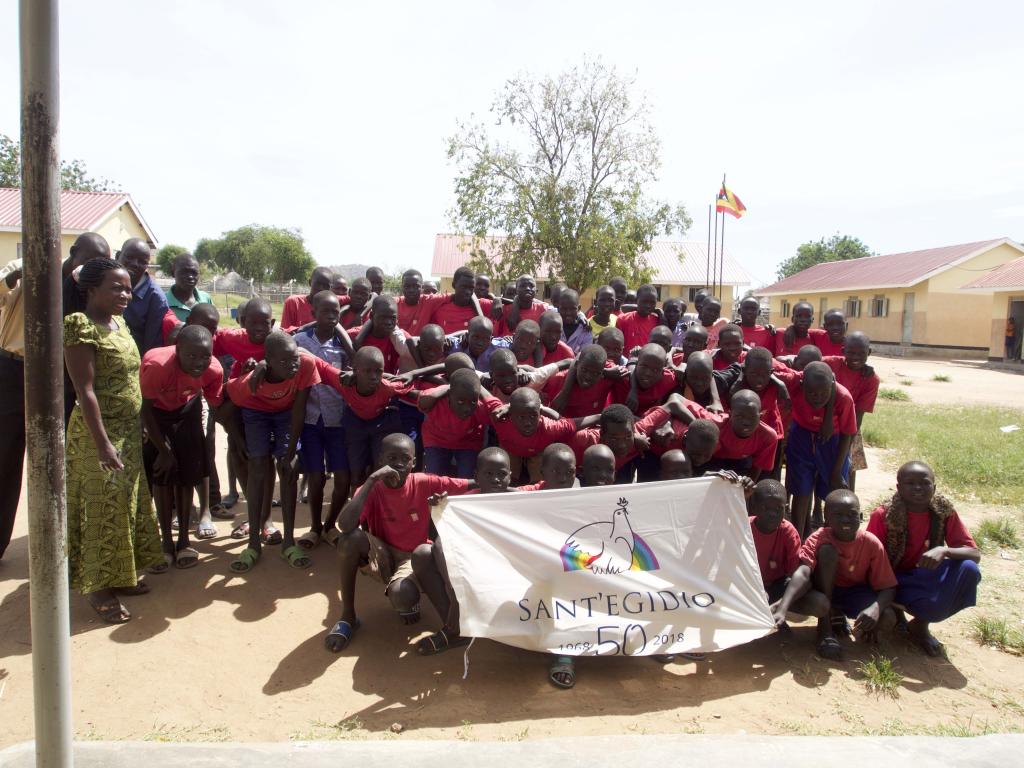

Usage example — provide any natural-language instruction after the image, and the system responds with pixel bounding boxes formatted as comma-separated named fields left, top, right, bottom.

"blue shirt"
left=295, top=327, right=347, bottom=427
left=124, top=273, right=169, bottom=355
left=447, top=333, right=512, bottom=372
left=562, top=312, right=592, bottom=354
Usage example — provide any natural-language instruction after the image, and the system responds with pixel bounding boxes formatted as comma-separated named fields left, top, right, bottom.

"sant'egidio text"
left=518, top=590, right=716, bottom=622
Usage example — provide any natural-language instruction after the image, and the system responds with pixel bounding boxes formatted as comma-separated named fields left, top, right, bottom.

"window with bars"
left=780, top=299, right=791, bottom=318
left=870, top=295, right=889, bottom=318
left=844, top=296, right=862, bottom=318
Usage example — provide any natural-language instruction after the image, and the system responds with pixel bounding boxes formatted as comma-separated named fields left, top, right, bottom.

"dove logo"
left=559, top=497, right=660, bottom=574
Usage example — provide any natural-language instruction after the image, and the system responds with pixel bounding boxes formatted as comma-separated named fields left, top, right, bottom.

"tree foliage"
left=155, top=243, right=190, bottom=276
left=0, top=133, right=118, bottom=192
left=194, top=225, right=316, bottom=286
left=776, top=234, right=874, bottom=280
left=447, top=60, right=690, bottom=292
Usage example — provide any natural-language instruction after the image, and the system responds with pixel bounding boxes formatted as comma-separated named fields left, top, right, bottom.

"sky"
left=2, top=1, right=1022, bottom=288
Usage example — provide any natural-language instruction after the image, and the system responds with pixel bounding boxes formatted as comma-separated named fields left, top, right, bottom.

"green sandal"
left=281, top=545, right=311, bottom=569
left=230, top=547, right=260, bottom=573
left=549, top=654, right=576, bottom=689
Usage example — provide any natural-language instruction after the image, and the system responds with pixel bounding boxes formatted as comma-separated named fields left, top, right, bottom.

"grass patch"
left=899, top=379, right=913, bottom=386
left=877, top=387, right=910, bottom=402
left=856, top=655, right=903, bottom=698
left=932, top=373, right=952, bottom=382
left=974, top=516, right=1022, bottom=551
left=142, top=723, right=229, bottom=742
left=860, top=403, right=1024, bottom=504
left=971, top=615, right=1024, bottom=654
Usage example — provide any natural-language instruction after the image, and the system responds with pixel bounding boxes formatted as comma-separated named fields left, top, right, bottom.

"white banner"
left=434, top=477, right=775, bottom=656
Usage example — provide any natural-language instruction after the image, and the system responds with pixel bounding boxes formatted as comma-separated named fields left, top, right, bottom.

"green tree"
left=155, top=243, right=189, bottom=275
left=776, top=234, right=874, bottom=280
left=447, top=60, right=690, bottom=292
left=1, top=133, right=118, bottom=191
left=195, top=225, right=315, bottom=287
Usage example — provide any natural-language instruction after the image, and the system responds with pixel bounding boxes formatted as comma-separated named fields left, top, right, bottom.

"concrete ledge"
left=3, top=735, right=1024, bottom=768
left=872, top=343, right=987, bottom=360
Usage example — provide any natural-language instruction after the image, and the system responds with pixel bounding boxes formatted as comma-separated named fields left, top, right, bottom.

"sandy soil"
left=1, top=358, right=1023, bottom=744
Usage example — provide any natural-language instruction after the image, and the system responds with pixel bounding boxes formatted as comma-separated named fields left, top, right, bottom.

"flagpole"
left=711, top=200, right=718, bottom=297
left=719, top=173, right=727, bottom=303
left=705, top=203, right=711, bottom=291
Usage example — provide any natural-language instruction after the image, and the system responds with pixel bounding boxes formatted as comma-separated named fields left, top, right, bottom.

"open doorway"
left=1007, top=298, right=1024, bottom=361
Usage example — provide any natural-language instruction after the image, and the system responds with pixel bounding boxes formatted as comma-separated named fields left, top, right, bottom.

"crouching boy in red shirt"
left=772, top=489, right=898, bottom=660
left=325, top=433, right=476, bottom=653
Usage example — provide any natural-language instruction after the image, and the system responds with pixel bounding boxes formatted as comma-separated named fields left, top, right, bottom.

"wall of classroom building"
left=987, top=290, right=1024, bottom=359
left=0, top=205, right=152, bottom=267
left=436, top=277, right=736, bottom=312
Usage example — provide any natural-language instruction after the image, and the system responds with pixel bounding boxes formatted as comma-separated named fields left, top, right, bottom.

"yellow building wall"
left=766, top=287, right=928, bottom=345
left=0, top=232, right=22, bottom=265
left=0, top=205, right=150, bottom=266
left=987, top=290, right=1024, bottom=359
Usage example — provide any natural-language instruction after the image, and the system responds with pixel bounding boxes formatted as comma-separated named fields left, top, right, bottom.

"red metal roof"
left=961, top=255, right=1024, bottom=291
left=0, top=187, right=154, bottom=239
left=758, top=238, right=1019, bottom=295
left=431, top=234, right=753, bottom=286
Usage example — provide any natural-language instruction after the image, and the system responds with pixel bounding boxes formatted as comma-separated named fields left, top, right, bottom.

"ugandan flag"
left=716, top=184, right=746, bottom=218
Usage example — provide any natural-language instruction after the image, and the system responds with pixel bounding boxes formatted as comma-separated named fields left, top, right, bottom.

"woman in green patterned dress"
left=64, top=257, right=162, bottom=623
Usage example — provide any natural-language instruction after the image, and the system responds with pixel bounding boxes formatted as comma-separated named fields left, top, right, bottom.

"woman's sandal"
left=210, top=502, right=236, bottom=520
left=230, top=522, right=249, bottom=540
left=297, top=530, right=321, bottom=550
left=325, top=618, right=361, bottom=652
left=147, top=553, right=173, bottom=575
left=321, top=528, right=340, bottom=548
left=220, top=492, right=239, bottom=510
left=816, top=635, right=843, bottom=660
left=261, top=525, right=283, bottom=546
left=417, top=629, right=471, bottom=656
left=88, top=593, right=131, bottom=624
left=229, top=547, right=260, bottom=573
left=281, top=545, right=311, bottom=569
left=175, top=547, right=200, bottom=569
left=549, top=655, right=576, bottom=689
left=196, top=520, right=218, bottom=540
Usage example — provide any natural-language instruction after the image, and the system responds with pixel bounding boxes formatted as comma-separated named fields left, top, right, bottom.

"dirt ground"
left=1, top=357, right=1023, bottom=744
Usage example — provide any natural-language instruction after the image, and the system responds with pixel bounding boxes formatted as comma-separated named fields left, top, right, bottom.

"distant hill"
left=327, top=264, right=373, bottom=280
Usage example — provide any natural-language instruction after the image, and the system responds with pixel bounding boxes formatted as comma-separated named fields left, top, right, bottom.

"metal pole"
left=20, top=1, right=73, bottom=766
left=705, top=203, right=711, bottom=290
left=711, top=203, right=719, bottom=297
left=720, top=211, right=726, bottom=307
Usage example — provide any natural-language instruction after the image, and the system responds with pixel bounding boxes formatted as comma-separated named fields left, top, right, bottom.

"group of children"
left=135, top=261, right=981, bottom=689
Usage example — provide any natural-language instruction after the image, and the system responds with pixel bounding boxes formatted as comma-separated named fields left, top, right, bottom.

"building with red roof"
left=962, top=255, right=1024, bottom=361
left=430, top=233, right=753, bottom=310
left=758, top=238, right=1024, bottom=356
left=0, top=187, right=157, bottom=265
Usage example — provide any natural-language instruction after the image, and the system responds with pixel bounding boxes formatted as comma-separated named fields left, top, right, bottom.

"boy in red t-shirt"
left=141, top=326, right=224, bottom=570
left=710, top=323, right=744, bottom=371
left=580, top=444, right=617, bottom=488
left=747, top=479, right=811, bottom=611
left=280, top=267, right=334, bottom=331
left=339, top=278, right=373, bottom=329
left=538, top=310, right=575, bottom=364
left=659, top=449, right=693, bottom=480
left=738, top=296, right=775, bottom=349
left=418, top=368, right=500, bottom=478
left=545, top=344, right=619, bottom=417
left=821, top=331, right=879, bottom=491
left=784, top=362, right=858, bottom=539
left=213, top=296, right=273, bottom=378
left=494, top=274, right=551, bottom=334
left=324, top=434, right=475, bottom=652
left=396, top=269, right=435, bottom=334
left=708, top=390, right=779, bottom=482
left=865, top=461, right=981, bottom=657
left=774, top=301, right=817, bottom=357
left=426, top=267, right=492, bottom=334
left=773, top=489, right=898, bottom=660
left=224, top=332, right=319, bottom=572
left=350, top=295, right=415, bottom=376
left=614, top=343, right=679, bottom=415
left=517, top=442, right=578, bottom=491
left=616, top=284, right=661, bottom=354
left=812, top=308, right=846, bottom=357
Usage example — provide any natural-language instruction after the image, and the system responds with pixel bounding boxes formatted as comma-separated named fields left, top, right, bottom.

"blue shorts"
left=241, top=407, right=292, bottom=459
left=830, top=584, right=880, bottom=618
left=299, top=418, right=349, bottom=473
left=785, top=423, right=850, bottom=498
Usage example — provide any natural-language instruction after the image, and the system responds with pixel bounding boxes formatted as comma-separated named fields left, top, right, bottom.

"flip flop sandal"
left=325, top=618, right=361, bottom=652
left=831, top=613, right=853, bottom=638
left=816, top=635, right=843, bottom=661
left=297, top=531, right=321, bottom=550
left=147, top=553, right=173, bottom=575
left=88, top=595, right=131, bottom=624
left=196, top=521, right=218, bottom=540
left=210, top=503, right=235, bottom=520
left=549, top=655, right=576, bottom=689
left=911, top=631, right=945, bottom=658
left=417, top=629, right=470, bottom=656
left=229, top=547, right=260, bottom=573
left=114, top=580, right=150, bottom=596
left=230, top=522, right=250, bottom=540
left=175, top=547, right=200, bottom=569
left=220, top=493, right=239, bottom=510
left=651, top=654, right=676, bottom=664
left=281, top=545, right=311, bottom=569
left=261, top=526, right=283, bottom=546
left=322, top=528, right=340, bottom=547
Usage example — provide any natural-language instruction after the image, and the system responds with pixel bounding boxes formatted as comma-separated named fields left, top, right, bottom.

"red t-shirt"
left=422, top=394, right=501, bottom=450
left=213, top=328, right=266, bottom=378
left=612, top=368, right=678, bottom=411
left=541, top=341, right=575, bottom=365
left=741, top=325, right=774, bottom=349
left=712, top=351, right=740, bottom=371
left=491, top=413, right=578, bottom=458
left=711, top=416, right=779, bottom=470
left=799, top=528, right=898, bottom=590
left=352, top=326, right=411, bottom=375
left=542, top=371, right=614, bottom=417
left=496, top=300, right=551, bottom=335
left=428, top=296, right=494, bottom=334
left=865, top=505, right=977, bottom=572
left=517, top=480, right=551, bottom=491
left=226, top=352, right=319, bottom=412
left=140, top=346, right=224, bottom=411
left=750, top=517, right=801, bottom=586
left=774, top=332, right=816, bottom=357
left=615, top=311, right=661, bottom=352
left=810, top=329, right=844, bottom=357
left=822, top=356, right=880, bottom=414
left=569, top=405, right=671, bottom=465
left=280, top=295, right=315, bottom=332
left=160, top=309, right=180, bottom=346
left=785, top=376, right=858, bottom=435
left=358, top=473, right=471, bottom=552
left=335, top=377, right=411, bottom=421
left=396, top=296, right=437, bottom=335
